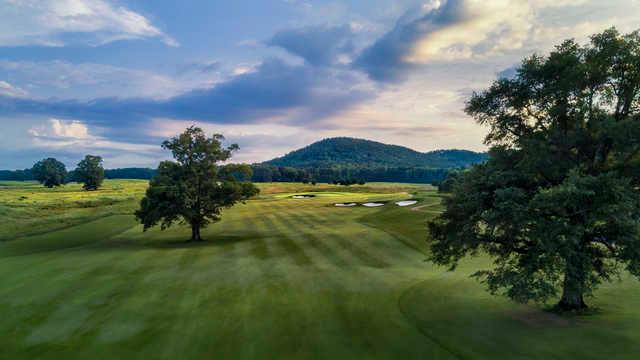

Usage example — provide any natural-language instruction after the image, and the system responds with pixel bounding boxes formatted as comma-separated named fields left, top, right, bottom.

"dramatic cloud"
left=0, top=59, right=373, bottom=131
left=354, top=0, right=531, bottom=82
left=0, top=0, right=177, bottom=47
left=268, top=25, right=355, bottom=66
left=2, top=0, right=639, bottom=169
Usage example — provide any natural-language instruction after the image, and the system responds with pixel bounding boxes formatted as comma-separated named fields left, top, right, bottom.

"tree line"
left=250, top=164, right=450, bottom=184
left=2, top=163, right=453, bottom=184
left=0, top=165, right=151, bottom=182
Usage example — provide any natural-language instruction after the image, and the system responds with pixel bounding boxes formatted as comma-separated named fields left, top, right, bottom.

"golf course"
left=1, top=180, right=639, bottom=359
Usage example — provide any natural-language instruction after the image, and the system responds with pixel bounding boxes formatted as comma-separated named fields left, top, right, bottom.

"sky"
left=1, top=0, right=639, bottom=169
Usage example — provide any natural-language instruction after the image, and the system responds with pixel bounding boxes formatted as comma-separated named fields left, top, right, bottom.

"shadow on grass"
left=96, top=232, right=268, bottom=251
left=544, top=303, right=604, bottom=317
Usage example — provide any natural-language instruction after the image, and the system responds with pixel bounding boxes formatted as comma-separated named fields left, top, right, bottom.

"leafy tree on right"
left=428, top=28, right=640, bottom=312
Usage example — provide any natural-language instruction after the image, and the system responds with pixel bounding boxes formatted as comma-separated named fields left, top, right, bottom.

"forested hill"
left=1, top=138, right=487, bottom=184
left=263, top=137, right=487, bottom=169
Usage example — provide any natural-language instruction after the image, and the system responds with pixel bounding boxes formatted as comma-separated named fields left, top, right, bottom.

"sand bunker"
left=396, top=200, right=418, bottom=207
left=291, top=195, right=315, bottom=199
left=362, top=202, right=385, bottom=207
left=335, top=203, right=357, bottom=207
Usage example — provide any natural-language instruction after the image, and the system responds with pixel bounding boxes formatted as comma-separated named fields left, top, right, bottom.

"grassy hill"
left=263, top=137, right=487, bottom=169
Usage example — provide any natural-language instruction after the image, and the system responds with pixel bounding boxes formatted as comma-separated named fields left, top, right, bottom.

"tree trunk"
left=191, top=223, right=202, bottom=242
left=557, top=262, right=588, bottom=311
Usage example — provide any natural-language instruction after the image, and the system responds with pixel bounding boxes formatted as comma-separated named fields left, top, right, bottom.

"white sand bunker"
left=335, top=203, right=357, bottom=207
left=396, top=200, right=418, bottom=207
left=362, top=202, right=385, bottom=207
left=292, top=195, right=315, bottom=199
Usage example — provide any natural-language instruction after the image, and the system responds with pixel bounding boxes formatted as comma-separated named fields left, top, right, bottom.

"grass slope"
left=0, top=180, right=638, bottom=359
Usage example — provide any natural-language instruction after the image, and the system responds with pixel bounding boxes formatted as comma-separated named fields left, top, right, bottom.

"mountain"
left=1, top=138, right=486, bottom=185
left=262, top=137, right=487, bottom=169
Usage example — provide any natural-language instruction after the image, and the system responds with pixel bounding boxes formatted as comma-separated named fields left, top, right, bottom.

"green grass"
left=0, top=180, right=147, bottom=241
left=0, top=180, right=639, bottom=359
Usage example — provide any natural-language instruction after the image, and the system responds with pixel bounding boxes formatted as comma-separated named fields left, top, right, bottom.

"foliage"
left=329, top=179, right=365, bottom=186
left=436, top=171, right=460, bottom=193
left=1, top=136, right=484, bottom=184
left=75, top=155, right=105, bottom=191
left=0, top=169, right=33, bottom=181
left=104, top=167, right=157, bottom=179
left=31, top=158, right=67, bottom=188
left=1, top=164, right=454, bottom=184
left=250, top=164, right=451, bottom=184
left=264, top=137, right=487, bottom=168
left=135, top=126, right=259, bottom=241
left=252, top=137, right=485, bottom=183
left=428, top=28, right=640, bottom=311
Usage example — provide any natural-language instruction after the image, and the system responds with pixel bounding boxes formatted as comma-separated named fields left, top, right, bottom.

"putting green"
left=0, top=180, right=638, bottom=359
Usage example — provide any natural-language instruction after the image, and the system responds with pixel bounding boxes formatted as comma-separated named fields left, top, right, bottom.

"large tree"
left=136, top=126, right=259, bottom=242
left=428, top=28, right=640, bottom=311
left=32, top=158, right=67, bottom=188
left=76, top=155, right=105, bottom=191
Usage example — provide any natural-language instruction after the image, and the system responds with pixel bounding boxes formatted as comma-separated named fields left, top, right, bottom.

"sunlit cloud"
left=0, top=0, right=177, bottom=47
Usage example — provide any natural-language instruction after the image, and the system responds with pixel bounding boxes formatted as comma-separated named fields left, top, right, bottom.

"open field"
left=1, top=180, right=639, bottom=359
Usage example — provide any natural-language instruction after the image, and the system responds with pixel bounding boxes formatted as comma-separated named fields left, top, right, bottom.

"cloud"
left=29, top=118, right=90, bottom=140
left=4, top=0, right=637, bottom=170
left=354, top=0, right=532, bottom=82
left=0, top=60, right=222, bottom=100
left=0, top=0, right=177, bottom=47
left=20, top=118, right=162, bottom=167
left=0, top=80, right=28, bottom=97
left=268, top=25, right=355, bottom=66
left=0, top=58, right=373, bottom=132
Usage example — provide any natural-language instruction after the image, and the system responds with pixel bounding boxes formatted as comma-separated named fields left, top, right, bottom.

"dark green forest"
left=264, top=137, right=486, bottom=168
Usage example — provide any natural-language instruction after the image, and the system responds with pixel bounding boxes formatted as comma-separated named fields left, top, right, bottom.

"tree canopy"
left=264, top=137, right=486, bottom=169
left=31, top=158, right=67, bottom=188
left=75, top=155, right=105, bottom=191
left=135, top=126, right=259, bottom=242
left=428, top=28, right=640, bottom=311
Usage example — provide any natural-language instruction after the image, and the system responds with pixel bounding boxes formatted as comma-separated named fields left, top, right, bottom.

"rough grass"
left=0, top=180, right=147, bottom=241
left=0, top=180, right=639, bottom=359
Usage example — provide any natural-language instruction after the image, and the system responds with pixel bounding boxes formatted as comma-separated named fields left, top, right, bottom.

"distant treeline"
left=250, top=165, right=450, bottom=183
left=1, top=165, right=452, bottom=184
left=0, top=168, right=157, bottom=182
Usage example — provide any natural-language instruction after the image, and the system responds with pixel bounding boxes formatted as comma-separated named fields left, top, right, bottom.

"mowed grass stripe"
left=70, top=247, right=174, bottom=348
left=307, top=207, right=421, bottom=263
left=242, top=206, right=274, bottom=261
left=155, top=244, right=231, bottom=357
left=91, top=246, right=212, bottom=357
left=290, top=209, right=390, bottom=268
left=275, top=210, right=351, bottom=268
left=261, top=212, right=315, bottom=267
left=213, top=211, right=318, bottom=358
left=0, top=234, right=145, bottom=308
left=272, top=210, right=440, bottom=358
left=4, top=247, right=158, bottom=351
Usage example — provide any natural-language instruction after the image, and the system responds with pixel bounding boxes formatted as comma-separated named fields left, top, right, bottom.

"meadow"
left=1, top=180, right=639, bottom=359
